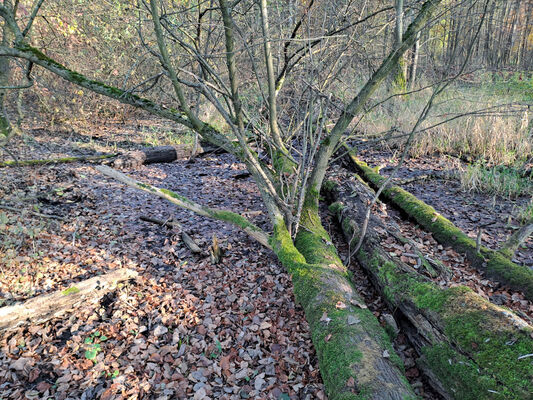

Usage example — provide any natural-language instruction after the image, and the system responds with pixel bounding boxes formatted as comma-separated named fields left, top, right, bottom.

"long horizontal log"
left=343, top=149, right=533, bottom=301
left=0, top=268, right=138, bottom=331
left=0, top=154, right=117, bottom=168
left=325, top=176, right=533, bottom=400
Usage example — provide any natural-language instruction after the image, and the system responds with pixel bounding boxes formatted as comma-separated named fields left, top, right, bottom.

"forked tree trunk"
left=326, top=176, right=533, bottom=400
left=96, top=165, right=415, bottom=400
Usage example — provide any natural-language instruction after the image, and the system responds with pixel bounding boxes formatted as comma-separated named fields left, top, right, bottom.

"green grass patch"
left=460, top=163, right=533, bottom=198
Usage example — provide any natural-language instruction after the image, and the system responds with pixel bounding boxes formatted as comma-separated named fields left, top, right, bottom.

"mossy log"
left=97, top=166, right=415, bottom=399
left=0, top=153, right=116, bottom=168
left=325, top=177, right=533, bottom=400
left=272, top=214, right=416, bottom=399
left=0, top=268, right=138, bottom=331
left=343, top=150, right=533, bottom=301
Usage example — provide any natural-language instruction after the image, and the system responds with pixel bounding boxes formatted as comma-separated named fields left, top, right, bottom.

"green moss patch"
left=271, top=217, right=413, bottom=399
left=345, top=151, right=533, bottom=301
left=367, top=252, right=533, bottom=399
left=62, top=286, right=80, bottom=296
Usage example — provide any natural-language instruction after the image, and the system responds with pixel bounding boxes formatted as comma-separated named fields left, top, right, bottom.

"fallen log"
left=0, top=269, right=138, bottom=331
left=325, top=176, right=533, bottom=400
left=96, top=165, right=416, bottom=399
left=0, top=154, right=117, bottom=168
left=343, top=149, right=533, bottom=301
left=113, top=146, right=177, bottom=169
left=140, top=215, right=202, bottom=253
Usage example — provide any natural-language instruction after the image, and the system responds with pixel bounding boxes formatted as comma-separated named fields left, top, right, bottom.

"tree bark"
left=97, top=166, right=416, bottom=399
left=344, top=151, right=533, bottom=301
left=113, top=146, right=178, bottom=169
left=0, top=153, right=116, bottom=168
left=0, top=269, right=138, bottom=331
left=326, top=176, right=533, bottom=400
left=500, top=219, right=533, bottom=258
left=408, top=32, right=420, bottom=90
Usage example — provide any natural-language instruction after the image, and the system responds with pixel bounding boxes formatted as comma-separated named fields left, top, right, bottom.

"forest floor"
left=0, top=117, right=531, bottom=399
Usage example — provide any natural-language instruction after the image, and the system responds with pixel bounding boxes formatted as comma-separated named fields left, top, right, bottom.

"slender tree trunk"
left=408, top=31, right=420, bottom=90
left=0, top=0, right=13, bottom=138
left=392, top=0, right=406, bottom=90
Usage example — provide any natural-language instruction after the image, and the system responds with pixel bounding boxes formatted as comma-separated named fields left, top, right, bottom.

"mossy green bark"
left=0, top=154, right=116, bottom=167
left=270, top=216, right=415, bottom=400
left=328, top=192, right=533, bottom=400
left=345, top=150, right=533, bottom=301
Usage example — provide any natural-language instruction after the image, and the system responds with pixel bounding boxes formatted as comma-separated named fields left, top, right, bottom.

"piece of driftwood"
left=140, top=215, right=202, bottom=253
left=0, top=269, right=138, bottom=331
left=113, top=146, right=177, bottom=169
left=326, top=176, right=533, bottom=399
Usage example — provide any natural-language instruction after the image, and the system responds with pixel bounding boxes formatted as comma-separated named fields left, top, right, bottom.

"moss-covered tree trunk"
left=326, top=176, right=533, bottom=400
left=272, top=206, right=416, bottom=399
left=98, top=166, right=415, bottom=400
left=344, top=151, right=533, bottom=301
left=0, top=8, right=13, bottom=138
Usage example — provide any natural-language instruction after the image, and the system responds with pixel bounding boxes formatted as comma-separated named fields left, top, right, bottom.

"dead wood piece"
left=140, top=215, right=202, bottom=253
left=96, top=165, right=271, bottom=249
left=113, top=146, right=177, bottom=169
left=0, top=269, right=138, bottom=331
left=0, top=204, right=66, bottom=221
left=344, top=151, right=533, bottom=301
left=209, top=234, right=222, bottom=264
left=0, top=154, right=117, bottom=168
left=325, top=177, right=533, bottom=399
left=500, top=219, right=533, bottom=257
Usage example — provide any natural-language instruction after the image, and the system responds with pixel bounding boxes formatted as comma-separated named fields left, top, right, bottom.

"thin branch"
left=95, top=165, right=272, bottom=249
left=21, top=0, right=45, bottom=37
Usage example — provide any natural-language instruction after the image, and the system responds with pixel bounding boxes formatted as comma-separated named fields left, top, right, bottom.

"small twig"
left=0, top=205, right=66, bottom=221
left=476, top=229, right=483, bottom=254
left=139, top=215, right=202, bottom=253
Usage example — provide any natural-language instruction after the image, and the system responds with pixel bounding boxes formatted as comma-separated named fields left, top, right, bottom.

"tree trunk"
left=326, top=176, right=533, bottom=400
left=0, top=269, right=138, bottom=331
left=343, top=151, right=533, bottom=301
left=500, top=219, right=533, bottom=258
left=392, top=0, right=407, bottom=90
left=96, top=166, right=415, bottom=399
left=0, top=3, right=12, bottom=139
left=408, top=31, right=420, bottom=90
